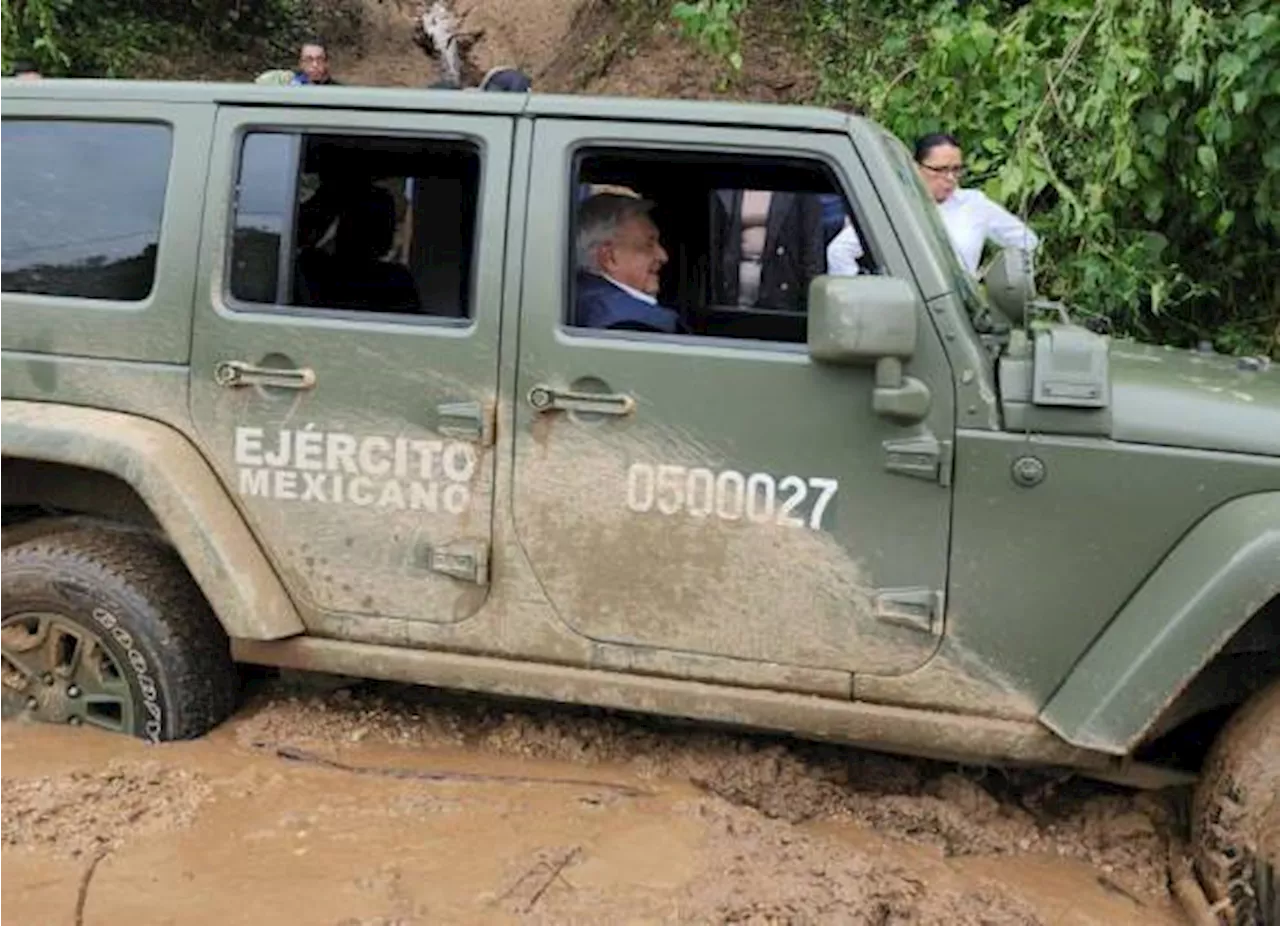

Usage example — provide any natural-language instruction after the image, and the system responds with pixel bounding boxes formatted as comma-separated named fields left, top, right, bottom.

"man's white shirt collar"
left=600, top=273, right=657, bottom=305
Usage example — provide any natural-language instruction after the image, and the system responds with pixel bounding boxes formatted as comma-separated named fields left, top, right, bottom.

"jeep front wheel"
left=1193, top=677, right=1280, bottom=926
left=1, top=526, right=238, bottom=741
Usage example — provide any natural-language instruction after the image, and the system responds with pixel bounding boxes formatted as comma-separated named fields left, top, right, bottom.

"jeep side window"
left=229, top=131, right=480, bottom=320
left=1, top=120, right=172, bottom=301
left=568, top=149, right=877, bottom=344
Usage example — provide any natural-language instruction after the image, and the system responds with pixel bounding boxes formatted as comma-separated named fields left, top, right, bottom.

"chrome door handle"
left=214, top=360, right=316, bottom=390
left=527, top=385, right=634, bottom=416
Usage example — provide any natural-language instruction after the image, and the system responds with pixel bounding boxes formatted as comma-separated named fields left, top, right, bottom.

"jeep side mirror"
left=983, top=246, right=1036, bottom=321
left=808, top=276, right=931, bottom=423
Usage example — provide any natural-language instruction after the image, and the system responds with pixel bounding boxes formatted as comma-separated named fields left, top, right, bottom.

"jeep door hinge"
left=436, top=400, right=496, bottom=447
left=873, top=588, right=944, bottom=635
left=883, top=434, right=952, bottom=486
left=422, top=540, right=490, bottom=585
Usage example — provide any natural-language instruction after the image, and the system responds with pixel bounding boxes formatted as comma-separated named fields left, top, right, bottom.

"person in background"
left=295, top=38, right=341, bottom=85
left=827, top=132, right=1039, bottom=277
left=574, top=193, right=681, bottom=333
left=711, top=189, right=825, bottom=314
left=479, top=66, right=532, bottom=92
left=10, top=60, right=42, bottom=79
left=818, top=193, right=847, bottom=245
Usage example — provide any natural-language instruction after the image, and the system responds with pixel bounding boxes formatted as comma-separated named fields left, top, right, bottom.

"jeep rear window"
left=229, top=130, right=480, bottom=320
left=1, top=120, right=172, bottom=301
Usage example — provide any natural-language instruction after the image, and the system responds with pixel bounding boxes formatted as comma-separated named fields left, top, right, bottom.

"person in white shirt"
left=826, top=132, right=1039, bottom=277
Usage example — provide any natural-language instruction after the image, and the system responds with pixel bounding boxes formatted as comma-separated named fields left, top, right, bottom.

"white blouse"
left=826, top=187, right=1039, bottom=277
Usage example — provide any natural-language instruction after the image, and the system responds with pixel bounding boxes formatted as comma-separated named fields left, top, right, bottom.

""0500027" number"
left=625, top=463, right=838, bottom=531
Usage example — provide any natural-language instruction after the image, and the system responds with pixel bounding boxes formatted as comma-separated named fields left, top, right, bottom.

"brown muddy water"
left=2, top=676, right=1192, bottom=925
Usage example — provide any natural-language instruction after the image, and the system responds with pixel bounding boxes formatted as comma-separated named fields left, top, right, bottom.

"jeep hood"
left=1109, top=341, right=1280, bottom=457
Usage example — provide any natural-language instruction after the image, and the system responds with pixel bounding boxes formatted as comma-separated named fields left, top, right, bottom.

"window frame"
left=561, top=138, right=892, bottom=350
left=221, top=123, right=487, bottom=331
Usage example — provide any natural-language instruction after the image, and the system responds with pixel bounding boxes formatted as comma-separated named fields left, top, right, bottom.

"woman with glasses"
left=827, top=132, right=1039, bottom=276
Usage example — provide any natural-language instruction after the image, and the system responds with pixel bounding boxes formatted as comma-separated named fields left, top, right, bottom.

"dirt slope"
left=151, top=0, right=818, bottom=104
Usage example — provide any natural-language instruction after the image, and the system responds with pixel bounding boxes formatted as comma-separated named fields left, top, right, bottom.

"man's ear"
left=595, top=241, right=615, bottom=274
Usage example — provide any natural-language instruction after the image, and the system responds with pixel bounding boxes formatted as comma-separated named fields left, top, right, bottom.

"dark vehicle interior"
left=572, top=148, right=875, bottom=344
left=231, top=132, right=480, bottom=320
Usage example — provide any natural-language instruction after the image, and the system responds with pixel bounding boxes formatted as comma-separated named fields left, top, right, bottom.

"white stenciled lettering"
left=686, top=467, right=715, bottom=518
left=358, top=436, right=392, bottom=477
left=349, top=476, right=375, bottom=506
left=377, top=480, right=407, bottom=510
left=624, top=463, right=839, bottom=532
left=273, top=469, right=299, bottom=500
left=745, top=473, right=776, bottom=524
left=234, top=427, right=265, bottom=466
left=294, top=428, right=324, bottom=471
left=443, top=444, right=477, bottom=482
left=394, top=437, right=411, bottom=479
left=231, top=427, right=477, bottom=515
left=413, top=440, right=443, bottom=479
left=301, top=472, right=327, bottom=502
left=443, top=483, right=469, bottom=514
left=327, top=433, right=359, bottom=474
left=627, top=464, right=656, bottom=513
left=715, top=470, right=745, bottom=520
left=263, top=429, right=291, bottom=467
left=239, top=468, right=270, bottom=497
left=777, top=475, right=807, bottom=529
left=409, top=481, right=438, bottom=512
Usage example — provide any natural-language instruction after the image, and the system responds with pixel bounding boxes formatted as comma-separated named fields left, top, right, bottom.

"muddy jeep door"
left=190, top=106, right=512, bottom=622
left=509, top=118, right=956, bottom=674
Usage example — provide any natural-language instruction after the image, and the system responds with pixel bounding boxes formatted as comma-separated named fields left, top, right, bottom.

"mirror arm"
left=872, top=357, right=931, bottom=424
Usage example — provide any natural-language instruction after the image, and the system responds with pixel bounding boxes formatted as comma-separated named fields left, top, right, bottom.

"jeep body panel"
left=1042, top=492, right=1280, bottom=754
left=232, top=634, right=1108, bottom=771
left=1109, top=341, right=1280, bottom=457
left=509, top=117, right=955, bottom=674
left=186, top=105, right=513, bottom=625
left=854, top=432, right=1280, bottom=720
left=1, top=400, right=305, bottom=640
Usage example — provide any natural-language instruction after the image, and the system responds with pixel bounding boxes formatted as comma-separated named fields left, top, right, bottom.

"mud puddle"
left=2, top=677, right=1192, bottom=924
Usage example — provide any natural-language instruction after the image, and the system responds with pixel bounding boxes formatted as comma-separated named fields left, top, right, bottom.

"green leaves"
left=2, top=0, right=317, bottom=78
left=807, top=0, right=1280, bottom=356
left=672, top=0, right=749, bottom=72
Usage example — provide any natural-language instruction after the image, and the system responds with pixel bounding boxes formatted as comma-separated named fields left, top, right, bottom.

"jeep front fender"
left=1041, top=492, right=1280, bottom=755
left=1, top=400, right=305, bottom=640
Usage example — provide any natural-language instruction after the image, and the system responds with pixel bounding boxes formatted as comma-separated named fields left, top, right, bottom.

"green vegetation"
left=672, top=0, right=1279, bottom=355
left=672, top=0, right=749, bottom=71
left=0, top=0, right=346, bottom=78
left=812, top=0, right=1280, bottom=355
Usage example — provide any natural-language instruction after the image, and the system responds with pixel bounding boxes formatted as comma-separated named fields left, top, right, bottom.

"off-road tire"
left=1, top=526, right=238, bottom=741
left=1193, top=677, right=1280, bottom=926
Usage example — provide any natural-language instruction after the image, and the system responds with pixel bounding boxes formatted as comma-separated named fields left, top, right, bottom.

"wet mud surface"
left=2, top=675, right=1193, bottom=924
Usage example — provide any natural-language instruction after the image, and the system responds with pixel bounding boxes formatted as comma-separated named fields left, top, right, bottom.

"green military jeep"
left=2, top=78, right=1277, bottom=922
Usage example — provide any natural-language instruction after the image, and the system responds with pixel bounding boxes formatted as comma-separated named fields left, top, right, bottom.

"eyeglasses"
left=920, top=163, right=966, bottom=179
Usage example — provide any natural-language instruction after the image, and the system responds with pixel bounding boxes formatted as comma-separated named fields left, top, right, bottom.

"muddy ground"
left=2, top=673, right=1194, bottom=925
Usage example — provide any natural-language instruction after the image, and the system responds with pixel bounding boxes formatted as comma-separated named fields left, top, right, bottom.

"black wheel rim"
left=1, top=612, right=135, bottom=733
